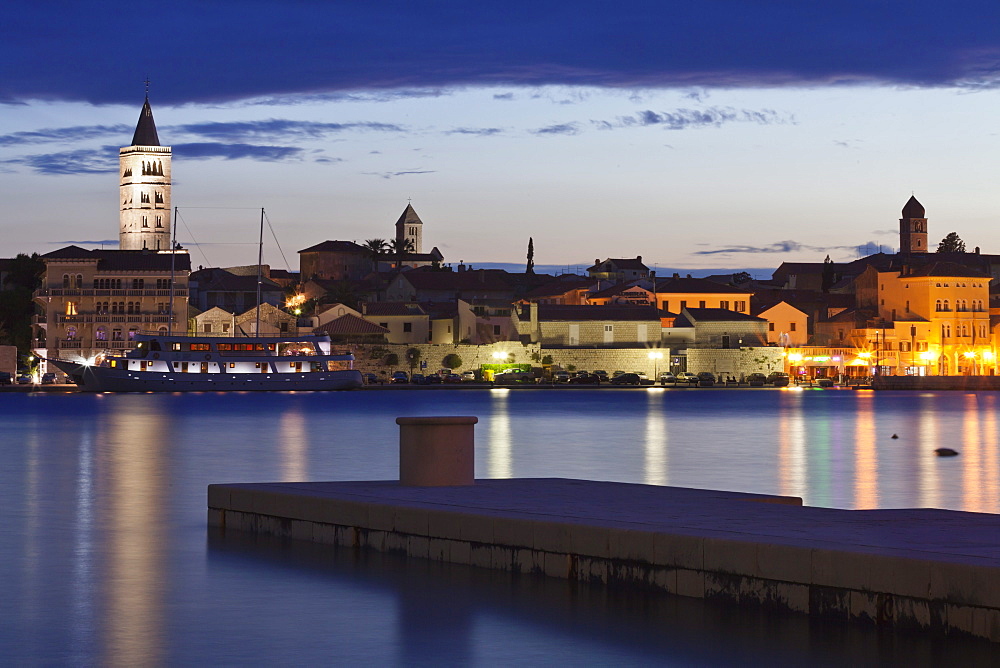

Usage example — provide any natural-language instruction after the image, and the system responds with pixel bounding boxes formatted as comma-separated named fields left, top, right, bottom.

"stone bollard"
left=397, top=416, right=477, bottom=486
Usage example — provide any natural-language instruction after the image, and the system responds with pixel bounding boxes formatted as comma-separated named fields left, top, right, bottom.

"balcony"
left=36, top=288, right=187, bottom=298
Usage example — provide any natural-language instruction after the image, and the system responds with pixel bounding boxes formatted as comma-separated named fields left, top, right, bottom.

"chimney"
left=595, top=259, right=600, bottom=266
left=361, top=302, right=367, bottom=315
left=637, top=256, right=642, bottom=262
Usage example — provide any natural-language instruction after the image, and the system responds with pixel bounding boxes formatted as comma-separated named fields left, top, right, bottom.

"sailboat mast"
left=256, top=207, right=264, bottom=336
left=168, top=205, right=178, bottom=335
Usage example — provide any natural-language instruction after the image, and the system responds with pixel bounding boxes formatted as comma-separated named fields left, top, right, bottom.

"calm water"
left=2, top=388, right=998, bottom=665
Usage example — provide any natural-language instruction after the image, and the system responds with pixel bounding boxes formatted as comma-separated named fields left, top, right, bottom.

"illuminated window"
left=65, top=301, right=78, bottom=316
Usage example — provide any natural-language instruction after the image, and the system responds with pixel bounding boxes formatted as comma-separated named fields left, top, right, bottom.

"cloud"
left=0, top=124, right=130, bottom=147
left=0, top=147, right=118, bottom=174
left=170, top=119, right=405, bottom=142
left=531, top=122, right=580, bottom=136
left=362, top=169, right=437, bottom=179
left=445, top=127, right=503, bottom=136
left=314, top=156, right=344, bottom=164
left=593, top=107, right=791, bottom=131
left=693, top=240, right=865, bottom=255
left=871, top=229, right=897, bottom=235
left=173, top=143, right=305, bottom=161
left=493, top=92, right=514, bottom=100
left=10, top=3, right=1000, bottom=105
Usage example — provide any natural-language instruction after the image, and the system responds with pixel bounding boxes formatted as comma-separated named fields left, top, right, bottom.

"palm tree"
left=389, top=237, right=415, bottom=270
left=363, top=239, right=389, bottom=301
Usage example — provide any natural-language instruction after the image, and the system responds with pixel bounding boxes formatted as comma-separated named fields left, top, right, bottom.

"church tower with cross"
left=119, top=90, right=172, bottom=251
left=395, top=201, right=423, bottom=254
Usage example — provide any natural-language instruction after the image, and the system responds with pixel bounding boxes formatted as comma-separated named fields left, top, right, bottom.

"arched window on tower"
left=935, top=299, right=942, bottom=312
left=142, top=216, right=148, bottom=228
left=155, top=216, right=162, bottom=228
left=62, top=274, right=70, bottom=288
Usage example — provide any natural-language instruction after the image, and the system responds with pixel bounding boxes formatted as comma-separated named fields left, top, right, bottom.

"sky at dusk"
left=4, top=2, right=1000, bottom=275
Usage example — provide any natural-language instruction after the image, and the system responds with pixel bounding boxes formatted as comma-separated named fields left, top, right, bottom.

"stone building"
left=34, top=245, right=190, bottom=364
left=298, top=240, right=372, bottom=281
left=513, top=304, right=663, bottom=347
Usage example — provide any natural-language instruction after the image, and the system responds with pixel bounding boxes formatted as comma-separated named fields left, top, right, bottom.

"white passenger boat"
left=50, top=332, right=363, bottom=392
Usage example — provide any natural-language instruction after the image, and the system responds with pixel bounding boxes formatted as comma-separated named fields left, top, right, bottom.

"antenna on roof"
left=144, top=76, right=150, bottom=98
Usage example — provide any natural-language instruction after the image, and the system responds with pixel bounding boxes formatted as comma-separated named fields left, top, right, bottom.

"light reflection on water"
left=2, top=389, right=998, bottom=664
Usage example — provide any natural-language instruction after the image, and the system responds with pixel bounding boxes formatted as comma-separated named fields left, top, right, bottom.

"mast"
left=256, top=207, right=264, bottom=336
left=168, top=205, right=178, bottom=335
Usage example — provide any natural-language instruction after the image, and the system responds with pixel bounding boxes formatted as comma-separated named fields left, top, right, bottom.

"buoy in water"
left=935, top=448, right=959, bottom=457
left=891, top=434, right=899, bottom=439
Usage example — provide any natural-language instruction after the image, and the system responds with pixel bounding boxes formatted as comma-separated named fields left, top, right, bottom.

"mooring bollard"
left=397, top=416, right=477, bottom=486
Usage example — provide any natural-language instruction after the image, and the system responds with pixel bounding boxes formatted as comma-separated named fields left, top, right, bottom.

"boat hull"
left=50, top=360, right=364, bottom=392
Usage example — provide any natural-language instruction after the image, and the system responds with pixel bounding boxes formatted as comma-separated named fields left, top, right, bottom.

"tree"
left=406, top=347, right=421, bottom=372
left=937, top=232, right=967, bottom=253
left=442, top=353, right=462, bottom=370
left=526, top=237, right=535, bottom=275
left=384, top=353, right=399, bottom=369
left=731, top=271, right=752, bottom=285
left=363, top=239, right=389, bottom=300
left=389, top=237, right=415, bottom=270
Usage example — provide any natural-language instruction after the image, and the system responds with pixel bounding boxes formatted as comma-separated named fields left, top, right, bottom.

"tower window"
left=155, top=216, right=162, bottom=228
left=142, top=216, right=148, bottom=228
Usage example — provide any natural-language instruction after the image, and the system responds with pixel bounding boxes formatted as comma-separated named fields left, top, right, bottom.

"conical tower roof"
left=902, top=195, right=924, bottom=219
left=131, top=97, right=160, bottom=146
left=395, top=203, right=422, bottom=226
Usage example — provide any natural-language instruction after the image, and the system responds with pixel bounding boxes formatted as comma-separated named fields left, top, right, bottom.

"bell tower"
left=119, top=95, right=171, bottom=251
left=899, top=195, right=927, bottom=255
left=394, top=202, right=423, bottom=254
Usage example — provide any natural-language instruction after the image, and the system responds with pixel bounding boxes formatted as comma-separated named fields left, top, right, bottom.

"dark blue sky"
left=5, top=1, right=1000, bottom=104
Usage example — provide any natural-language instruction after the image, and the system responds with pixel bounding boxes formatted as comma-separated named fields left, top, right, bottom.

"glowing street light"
left=648, top=350, right=663, bottom=378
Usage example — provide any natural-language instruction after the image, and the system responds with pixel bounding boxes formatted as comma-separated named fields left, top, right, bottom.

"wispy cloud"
left=493, top=92, right=514, bottom=100
left=0, top=124, right=130, bottom=147
left=0, top=147, right=117, bottom=174
left=314, top=156, right=344, bottom=164
left=173, top=143, right=305, bottom=161
left=694, top=240, right=863, bottom=255
left=362, top=169, right=436, bottom=179
left=531, top=122, right=580, bottom=136
left=170, top=119, right=405, bottom=142
left=593, top=107, right=791, bottom=131
left=445, top=127, right=503, bottom=136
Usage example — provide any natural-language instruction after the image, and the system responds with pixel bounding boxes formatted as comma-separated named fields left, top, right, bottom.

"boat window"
left=190, top=343, right=210, bottom=351
left=217, top=344, right=233, bottom=351
left=171, top=342, right=181, bottom=351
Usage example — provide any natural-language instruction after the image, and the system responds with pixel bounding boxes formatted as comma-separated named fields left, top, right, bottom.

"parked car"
left=611, top=370, right=626, bottom=378
left=410, top=373, right=425, bottom=384
left=553, top=370, right=571, bottom=383
left=391, top=371, right=409, bottom=384
left=443, top=373, right=463, bottom=384
left=362, top=372, right=378, bottom=385
left=0, top=372, right=12, bottom=385
left=815, top=377, right=834, bottom=388
left=16, top=374, right=32, bottom=385
left=632, top=371, right=652, bottom=385
left=568, top=372, right=601, bottom=384
left=676, top=372, right=699, bottom=384
left=609, top=372, right=641, bottom=386
left=658, top=372, right=676, bottom=385
left=424, top=373, right=442, bottom=384
left=592, top=370, right=609, bottom=381
left=696, top=372, right=716, bottom=387
left=767, top=371, right=790, bottom=387
left=41, top=373, right=57, bottom=384
left=461, top=371, right=477, bottom=382
left=747, top=373, right=767, bottom=387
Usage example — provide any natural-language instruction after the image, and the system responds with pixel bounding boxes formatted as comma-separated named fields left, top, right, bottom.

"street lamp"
left=648, top=351, right=663, bottom=378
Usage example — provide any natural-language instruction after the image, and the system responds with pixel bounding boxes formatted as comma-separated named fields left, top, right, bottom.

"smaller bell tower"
left=120, top=94, right=172, bottom=251
left=899, top=195, right=927, bottom=255
left=394, top=203, right=423, bottom=254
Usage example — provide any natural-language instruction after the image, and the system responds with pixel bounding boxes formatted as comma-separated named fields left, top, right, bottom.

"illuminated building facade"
left=120, top=97, right=172, bottom=251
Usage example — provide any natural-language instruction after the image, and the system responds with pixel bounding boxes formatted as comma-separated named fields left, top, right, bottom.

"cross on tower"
left=144, top=77, right=150, bottom=97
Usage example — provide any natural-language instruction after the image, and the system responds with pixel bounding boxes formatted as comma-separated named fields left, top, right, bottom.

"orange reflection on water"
left=853, top=391, right=878, bottom=509
left=917, top=394, right=940, bottom=508
left=101, top=400, right=167, bottom=667
left=961, top=393, right=989, bottom=513
left=982, top=395, right=1000, bottom=511
left=777, top=393, right=806, bottom=499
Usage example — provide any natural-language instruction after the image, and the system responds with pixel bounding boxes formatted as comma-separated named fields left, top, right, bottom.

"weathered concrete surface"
left=207, top=478, right=1000, bottom=642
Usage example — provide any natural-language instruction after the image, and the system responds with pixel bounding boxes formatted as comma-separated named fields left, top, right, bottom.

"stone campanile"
left=119, top=97, right=171, bottom=251
left=395, top=203, right=423, bottom=254
left=899, top=195, right=927, bottom=255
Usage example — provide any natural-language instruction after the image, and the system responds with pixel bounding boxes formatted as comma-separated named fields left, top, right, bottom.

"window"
left=155, top=216, right=162, bottom=228
left=95, top=328, right=106, bottom=341
left=203, top=324, right=213, bottom=333
left=900, top=341, right=911, bottom=352
left=735, top=301, right=747, bottom=312
left=789, top=323, right=797, bottom=332
left=493, top=325, right=501, bottom=335
left=699, top=300, right=706, bottom=308
left=62, top=274, right=70, bottom=288
left=935, top=300, right=942, bottom=311
left=66, top=326, right=77, bottom=340
left=128, top=328, right=138, bottom=340
left=132, top=278, right=144, bottom=289
left=720, top=300, right=729, bottom=310
left=605, top=325, right=613, bottom=332
left=768, top=323, right=775, bottom=332
left=379, top=322, right=388, bottom=329
left=403, top=322, right=412, bottom=333
left=65, top=301, right=78, bottom=316
left=112, top=328, right=122, bottom=341
left=679, top=300, right=687, bottom=309
left=142, top=216, right=148, bottom=228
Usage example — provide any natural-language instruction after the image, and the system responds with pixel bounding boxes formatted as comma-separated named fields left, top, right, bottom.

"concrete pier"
left=207, top=478, right=1000, bottom=642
